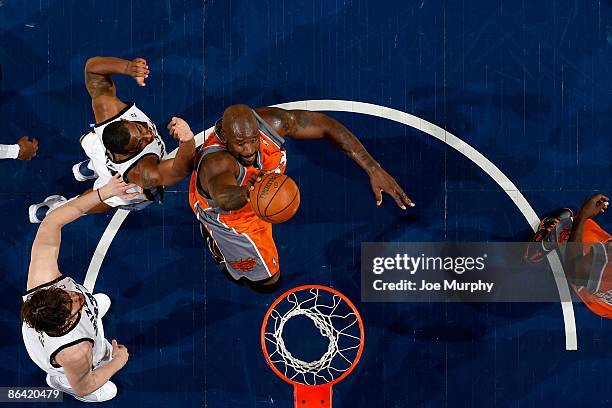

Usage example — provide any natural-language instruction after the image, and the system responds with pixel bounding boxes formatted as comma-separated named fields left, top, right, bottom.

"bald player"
left=189, top=104, right=413, bottom=291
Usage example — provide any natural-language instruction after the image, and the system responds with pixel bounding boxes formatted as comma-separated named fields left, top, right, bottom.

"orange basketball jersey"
left=189, top=114, right=287, bottom=229
left=573, top=219, right=612, bottom=318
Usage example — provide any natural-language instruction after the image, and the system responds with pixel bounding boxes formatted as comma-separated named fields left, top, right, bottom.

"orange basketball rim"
left=260, top=285, right=365, bottom=407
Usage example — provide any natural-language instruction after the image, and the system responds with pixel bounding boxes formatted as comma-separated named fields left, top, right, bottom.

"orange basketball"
left=250, top=173, right=300, bottom=223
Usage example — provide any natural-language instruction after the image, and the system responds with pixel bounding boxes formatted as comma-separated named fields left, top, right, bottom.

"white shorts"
left=80, top=132, right=148, bottom=208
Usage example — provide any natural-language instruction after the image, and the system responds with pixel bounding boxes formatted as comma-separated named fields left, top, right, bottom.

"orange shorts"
left=189, top=174, right=279, bottom=282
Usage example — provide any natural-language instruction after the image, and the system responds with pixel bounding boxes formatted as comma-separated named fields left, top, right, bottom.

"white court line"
left=83, top=209, right=130, bottom=292
left=84, top=99, right=577, bottom=350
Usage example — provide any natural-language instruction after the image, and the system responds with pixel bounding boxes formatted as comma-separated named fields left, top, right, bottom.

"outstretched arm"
left=84, top=56, right=149, bottom=123
left=256, top=107, right=414, bottom=209
left=27, top=176, right=137, bottom=290
left=126, top=117, right=196, bottom=189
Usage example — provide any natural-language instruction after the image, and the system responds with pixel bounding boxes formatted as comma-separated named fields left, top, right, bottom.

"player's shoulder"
left=92, top=97, right=129, bottom=124
left=201, top=150, right=236, bottom=166
left=254, top=106, right=291, bottom=123
left=254, top=107, right=297, bottom=137
left=200, top=150, right=239, bottom=176
left=55, top=340, right=93, bottom=366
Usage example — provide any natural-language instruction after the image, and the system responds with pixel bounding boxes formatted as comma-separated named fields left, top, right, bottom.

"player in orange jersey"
left=564, top=194, right=611, bottom=317
left=528, top=194, right=611, bottom=318
left=189, top=104, right=414, bottom=291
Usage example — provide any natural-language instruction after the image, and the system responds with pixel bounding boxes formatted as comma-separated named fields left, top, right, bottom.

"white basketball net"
left=263, top=287, right=362, bottom=386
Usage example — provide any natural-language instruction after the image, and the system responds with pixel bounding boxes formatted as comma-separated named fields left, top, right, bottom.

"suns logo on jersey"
left=228, top=258, right=258, bottom=272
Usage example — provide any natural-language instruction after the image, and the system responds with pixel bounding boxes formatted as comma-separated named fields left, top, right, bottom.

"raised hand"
left=578, top=194, right=609, bottom=219
left=125, top=58, right=149, bottom=87
left=369, top=167, right=414, bottom=210
left=167, top=116, right=194, bottom=143
left=98, top=174, right=139, bottom=201
left=111, top=339, right=129, bottom=369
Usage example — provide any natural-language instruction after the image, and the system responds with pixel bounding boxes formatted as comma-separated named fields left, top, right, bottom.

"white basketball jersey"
left=22, top=276, right=112, bottom=377
left=93, top=103, right=166, bottom=183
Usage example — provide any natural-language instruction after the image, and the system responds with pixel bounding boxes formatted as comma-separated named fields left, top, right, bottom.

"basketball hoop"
left=260, top=285, right=364, bottom=407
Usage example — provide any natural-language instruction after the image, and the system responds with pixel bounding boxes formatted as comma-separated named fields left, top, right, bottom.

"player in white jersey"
left=21, top=174, right=135, bottom=402
left=29, top=55, right=196, bottom=222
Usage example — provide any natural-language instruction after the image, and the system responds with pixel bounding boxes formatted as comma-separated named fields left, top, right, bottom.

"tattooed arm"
left=123, top=117, right=196, bottom=189
left=199, top=152, right=261, bottom=211
left=84, top=56, right=149, bottom=123
left=256, top=107, right=414, bottom=209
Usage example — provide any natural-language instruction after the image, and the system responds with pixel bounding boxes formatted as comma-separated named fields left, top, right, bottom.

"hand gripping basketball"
left=249, top=173, right=301, bottom=223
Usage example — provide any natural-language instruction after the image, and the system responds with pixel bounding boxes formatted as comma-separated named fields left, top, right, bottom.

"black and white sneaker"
left=72, top=159, right=98, bottom=182
left=28, top=195, right=67, bottom=224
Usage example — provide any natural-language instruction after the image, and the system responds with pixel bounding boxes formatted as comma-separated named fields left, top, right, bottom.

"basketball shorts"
left=196, top=206, right=280, bottom=282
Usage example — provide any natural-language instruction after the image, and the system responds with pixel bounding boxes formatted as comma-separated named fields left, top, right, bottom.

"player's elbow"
left=213, top=192, right=243, bottom=211
left=84, top=57, right=103, bottom=73
left=140, top=170, right=162, bottom=189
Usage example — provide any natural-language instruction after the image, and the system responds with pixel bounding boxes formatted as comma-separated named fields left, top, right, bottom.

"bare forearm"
left=318, top=115, right=380, bottom=174
left=28, top=188, right=111, bottom=287
left=213, top=185, right=249, bottom=211
left=44, top=190, right=104, bottom=227
left=155, top=142, right=196, bottom=187
left=74, top=361, right=122, bottom=396
left=171, top=139, right=196, bottom=177
left=85, top=57, right=130, bottom=76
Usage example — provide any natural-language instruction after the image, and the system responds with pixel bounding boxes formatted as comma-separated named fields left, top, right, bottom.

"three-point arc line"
left=83, top=99, right=577, bottom=351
